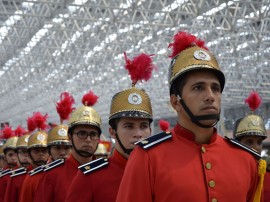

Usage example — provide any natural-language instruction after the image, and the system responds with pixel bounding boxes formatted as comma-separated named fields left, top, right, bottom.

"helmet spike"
left=245, top=91, right=262, bottom=112
left=56, top=92, right=75, bottom=123
left=159, top=120, right=170, bottom=132
left=82, top=90, right=98, bottom=107
left=168, top=31, right=208, bottom=58
left=124, top=52, right=156, bottom=86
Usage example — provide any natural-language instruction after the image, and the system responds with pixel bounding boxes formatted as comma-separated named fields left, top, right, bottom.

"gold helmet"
left=68, top=91, right=102, bottom=134
left=109, top=52, right=154, bottom=126
left=47, top=124, right=70, bottom=146
left=233, top=91, right=267, bottom=140
left=48, top=92, right=74, bottom=146
left=3, top=137, right=18, bottom=151
left=2, top=125, right=18, bottom=152
left=233, top=115, right=266, bottom=140
left=28, top=131, right=48, bottom=149
left=168, top=31, right=225, bottom=95
left=16, top=134, right=30, bottom=149
left=94, top=143, right=108, bottom=158
left=14, top=125, right=29, bottom=149
left=27, top=112, right=49, bottom=149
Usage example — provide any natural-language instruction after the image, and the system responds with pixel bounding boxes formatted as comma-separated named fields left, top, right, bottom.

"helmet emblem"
left=24, top=136, right=29, bottom=143
left=37, top=133, right=45, bottom=141
left=128, top=93, right=142, bottom=105
left=251, top=119, right=260, bottom=126
left=194, top=50, right=211, bottom=61
left=82, top=110, right=90, bottom=116
left=58, top=128, right=67, bottom=136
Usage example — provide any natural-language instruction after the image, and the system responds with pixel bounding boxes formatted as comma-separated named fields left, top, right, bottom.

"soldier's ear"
left=109, top=128, right=116, bottom=139
left=170, top=94, right=181, bottom=112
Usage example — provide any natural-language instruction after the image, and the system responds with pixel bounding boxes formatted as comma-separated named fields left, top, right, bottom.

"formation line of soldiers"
left=0, top=31, right=270, bottom=202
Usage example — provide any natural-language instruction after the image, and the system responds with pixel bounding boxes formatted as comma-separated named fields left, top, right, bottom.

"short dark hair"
left=170, top=75, right=187, bottom=97
left=4, top=148, right=15, bottom=155
left=110, top=118, right=121, bottom=130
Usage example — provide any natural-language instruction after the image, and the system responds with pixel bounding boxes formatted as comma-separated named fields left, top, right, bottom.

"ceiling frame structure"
left=0, top=0, right=269, bottom=133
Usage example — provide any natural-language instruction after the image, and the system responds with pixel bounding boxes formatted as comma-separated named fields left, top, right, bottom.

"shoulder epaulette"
left=135, top=131, right=172, bottom=149
left=29, top=165, right=44, bottom=176
left=225, top=136, right=261, bottom=159
left=43, top=159, right=65, bottom=172
left=0, top=169, right=11, bottom=178
left=10, top=167, right=27, bottom=177
left=78, top=158, right=109, bottom=175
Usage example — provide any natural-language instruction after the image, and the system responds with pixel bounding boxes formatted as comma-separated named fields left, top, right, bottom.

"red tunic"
left=4, top=167, right=30, bottom=202
left=19, top=166, right=44, bottom=202
left=0, top=167, right=12, bottom=202
left=66, top=149, right=127, bottom=202
left=34, top=154, right=80, bottom=202
left=264, top=171, right=270, bottom=202
left=116, top=124, right=259, bottom=202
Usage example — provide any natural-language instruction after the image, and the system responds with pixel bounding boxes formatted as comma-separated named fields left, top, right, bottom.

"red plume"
left=2, top=124, right=14, bottom=139
left=245, top=91, right=262, bottom=111
left=32, top=112, right=49, bottom=131
left=124, top=52, right=155, bottom=85
left=56, top=92, right=75, bottom=123
left=159, top=120, right=170, bottom=132
left=14, top=125, right=26, bottom=137
left=168, top=31, right=208, bottom=58
left=82, top=91, right=98, bottom=106
left=27, top=116, right=37, bottom=133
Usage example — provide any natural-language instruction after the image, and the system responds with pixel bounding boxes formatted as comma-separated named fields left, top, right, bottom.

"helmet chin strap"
left=114, top=130, right=133, bottom=155
left=6, top=161, right=17, bottom=168
left=71, top=135, right=97, bottom=158
left=28, top=152, right=47, bottom=167
left=177, top=95, right=220, bottom=128
left=17, top=154, right=30, bottom=168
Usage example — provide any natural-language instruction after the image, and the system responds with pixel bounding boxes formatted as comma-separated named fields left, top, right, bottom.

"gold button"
left=209, top=180, right=216, bottom=188
left=212, top=198, right=218, bottom=202
left=206, top=162, right=212, bottom=170
left=201, top=146, right=206, bottom=153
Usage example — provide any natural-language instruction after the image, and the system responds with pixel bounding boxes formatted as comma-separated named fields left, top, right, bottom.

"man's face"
left=238, top=136, right=263, bottom=153
left=50, top=145, right=72, bottom=160
left=5, top=149, right=18, bottom=168
left=111, top=117, right=151, bottom=153
left=17, top=148, right=30, bottom=167
left=174, top=71, right=221, bottom=126
left=30, top=147, right=49, bottom=166
left=71, top=125, right=100, bottom=156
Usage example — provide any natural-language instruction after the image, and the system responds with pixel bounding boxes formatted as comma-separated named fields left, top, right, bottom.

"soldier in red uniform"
left=4, top=126, right=30, bottom=202
left=0, top=125, right=18, bottom=202
left=35, top=91, right=101, bottom=202
left=45, top=93, right=74, bottom=162
left=33, top=92, right=73, bottom=201
left=116, top=31, right=262, bottom=202
left=66, top=52, right=155, bottom=202
left=232, top=92, right=269, bottom=202
left=46, top=124, right=72, bottom=161
left=19, top=112, right=50, bottom=202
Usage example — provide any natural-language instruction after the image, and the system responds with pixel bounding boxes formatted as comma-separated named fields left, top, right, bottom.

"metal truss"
left=0, top=0, right=270, bottom=134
